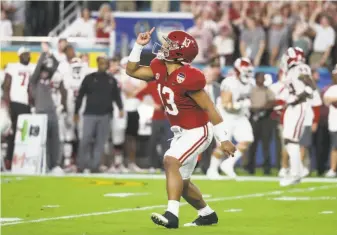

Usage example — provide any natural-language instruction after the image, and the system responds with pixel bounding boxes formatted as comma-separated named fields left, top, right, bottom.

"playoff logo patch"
left=176, top=72, right=185, bottom=84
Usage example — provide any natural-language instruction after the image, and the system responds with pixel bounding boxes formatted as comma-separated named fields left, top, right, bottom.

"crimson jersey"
left=150, top=58, right=208, bottom=129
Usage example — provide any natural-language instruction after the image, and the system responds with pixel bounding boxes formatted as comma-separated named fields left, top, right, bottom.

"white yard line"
left=2, top=173, right=337, bottom=183
left=2, top=184, right=336, bottom=227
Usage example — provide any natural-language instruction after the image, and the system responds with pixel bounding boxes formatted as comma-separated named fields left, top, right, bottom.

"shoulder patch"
left=176, top=72, right=185, bottom=84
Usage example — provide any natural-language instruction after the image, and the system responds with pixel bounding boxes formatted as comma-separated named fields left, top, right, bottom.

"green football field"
left=1, top=174, right=337, bottom=235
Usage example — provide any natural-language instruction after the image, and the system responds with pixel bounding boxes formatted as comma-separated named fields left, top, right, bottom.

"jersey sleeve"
left=183, top=69, right=206, bottom=91
left=149, top=58, right=162, bottom=74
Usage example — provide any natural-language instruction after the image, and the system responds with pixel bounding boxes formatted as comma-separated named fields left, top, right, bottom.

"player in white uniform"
left=2, top=47, right=35, bottom=168
left=279, top=47, right=317, bottom=186
left=207, top=58, right=254, bottom=179
left=0, top=70, right=11, bottom=136
left=55, top=45, right=89, bottom=167
left=323, top=64, right=337, bottom=178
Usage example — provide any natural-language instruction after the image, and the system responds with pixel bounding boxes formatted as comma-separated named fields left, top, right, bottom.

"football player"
left=2, top=47, right=35, bottom=168
left=323, top=64, right=337, bottom=177
left=126, top=28, right=236, bottom=229
left=279, top=47, right=317, bottom=186
left=55, top=45, right=88, bottom=169
left=207, top=58, right=254, bottom=179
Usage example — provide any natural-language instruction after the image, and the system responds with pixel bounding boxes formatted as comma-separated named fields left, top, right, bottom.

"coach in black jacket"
left=75, top=55, right=123, bottom=172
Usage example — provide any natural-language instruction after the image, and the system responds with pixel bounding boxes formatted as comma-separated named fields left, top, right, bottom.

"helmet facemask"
left=152, top=36, right=181, bottom=61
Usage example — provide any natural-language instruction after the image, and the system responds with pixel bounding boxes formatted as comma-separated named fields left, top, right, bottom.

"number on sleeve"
left=157, top=84, right=179, bottom=116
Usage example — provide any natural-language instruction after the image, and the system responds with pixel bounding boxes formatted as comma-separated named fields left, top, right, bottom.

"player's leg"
left=326, top=131, right=337, bottom=177
left=280, top=104, right=305, bottom=186
left=220, top=117, right=253, bottom=178
left=151, top=124, right=213, bottom=228
left=125, top=111, right=142, bottom=172
left=207, top=120, right=233, bottom=179
left=299, top=126, right=312, bottom=177
left=110, top=114, right=127, bottom=173
left=182, top=179, right=218, bottom=227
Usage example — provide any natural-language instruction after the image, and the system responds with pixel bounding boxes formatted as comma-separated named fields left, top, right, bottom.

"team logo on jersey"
left=176, top=72, right=185, bottom=84
left=155, top=73, right=160, bottom=80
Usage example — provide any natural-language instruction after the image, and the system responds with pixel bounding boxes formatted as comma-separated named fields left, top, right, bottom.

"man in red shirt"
left=136, top=81, right=172, bottom=171
left=126, top=28, right=236, bottom=229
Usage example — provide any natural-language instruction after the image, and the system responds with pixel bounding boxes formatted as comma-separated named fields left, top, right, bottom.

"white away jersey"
left=5, top=63, right=35, bottom=105
left=220, top=76, right=254, bottom=117
left=324, top=85, right=337, bottom=132
left=283, top=63, right=312, bottom=103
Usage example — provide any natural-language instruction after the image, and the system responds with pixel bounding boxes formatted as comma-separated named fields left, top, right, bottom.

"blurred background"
left=1, top=0, right=336, bottom=177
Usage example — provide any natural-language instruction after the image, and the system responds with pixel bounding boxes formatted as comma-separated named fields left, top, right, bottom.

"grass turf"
left=1, top=175, right=337, bottom=235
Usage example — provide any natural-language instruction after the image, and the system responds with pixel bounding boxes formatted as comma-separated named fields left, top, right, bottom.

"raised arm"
left=126, top=27, right=155, bottom=82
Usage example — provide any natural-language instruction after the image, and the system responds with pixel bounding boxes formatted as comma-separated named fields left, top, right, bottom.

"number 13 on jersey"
left=157, top=84, right=179, bottom=116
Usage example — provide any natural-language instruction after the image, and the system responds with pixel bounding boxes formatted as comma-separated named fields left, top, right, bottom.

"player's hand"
left=220, top=140, right=236, bottom=157
left=119, top=110, right=124, bottom=118
left=73, top=114, right=79, bottom=124
left=136, top=27, right=155, bottom=46
left=312, top=123, right=318, bottom=132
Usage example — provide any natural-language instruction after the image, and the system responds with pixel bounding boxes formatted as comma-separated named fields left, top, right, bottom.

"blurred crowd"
left=184, top=1, right=337, bottom=69
left=2, top=1, right=336, bottom=69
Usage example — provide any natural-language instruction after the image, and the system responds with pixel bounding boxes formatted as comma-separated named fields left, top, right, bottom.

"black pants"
left=313, top=119, right=330, bottom=175
left=147, top=119, right=172, bottom=168
left=247, top=117, right=273, bottom=174
left=6, top=102, right=30, bottom=162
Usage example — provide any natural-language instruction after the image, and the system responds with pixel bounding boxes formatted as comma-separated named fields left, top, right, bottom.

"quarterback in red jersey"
left=126, top=27, right=236, bottom=229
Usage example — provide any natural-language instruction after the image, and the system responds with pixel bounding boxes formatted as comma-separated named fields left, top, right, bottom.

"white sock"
left=225, top=150, right=242, bottom=166
left=198, top=205, right=214, bottom=217
left=209, top=156, right=221, bottom=171
left=114, top=154, right=123, bottom=166
left=286, top=143, right=301, bottom=177
left=167, top=200, right=180, bottom=217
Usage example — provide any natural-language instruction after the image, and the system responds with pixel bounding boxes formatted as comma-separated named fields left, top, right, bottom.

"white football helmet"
left=234, top=57, right=254, bottom=84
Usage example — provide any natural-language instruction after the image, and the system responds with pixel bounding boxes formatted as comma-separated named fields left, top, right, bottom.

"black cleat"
left=184, top=212, right=218, bottom=227
left=151, top=211, right=179, bottom=229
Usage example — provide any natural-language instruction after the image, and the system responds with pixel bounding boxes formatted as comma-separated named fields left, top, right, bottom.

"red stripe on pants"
left=178, top=125, right=208, bottom=164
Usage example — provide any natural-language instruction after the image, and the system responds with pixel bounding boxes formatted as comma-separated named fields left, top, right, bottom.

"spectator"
left=68, top=8, right=95, bottom=47
left=239, top=16, right=266, bottom=66
left=187, top=15, right=213, bottom=64
left=309, top=7, right=335, bottom=67
left=0, top=10, right=13, bottom=47
left=1, top=1, right=25, bottom=36
left=322, top=65, right=337, bottom=177
left=53, top=38, right=68, bottom=62
left=213, top=24, right=235, bottom=66
left=201, top=5, right=218, bottom=35
left=268, top=15, right=289, bottom=66
left=247, top=73, right=275, bottom=175
left=95, top=4, right=115, bottom=44
left=75, top=55, right=123, bottom=173
left=292, top=20, right=312, bottom=58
